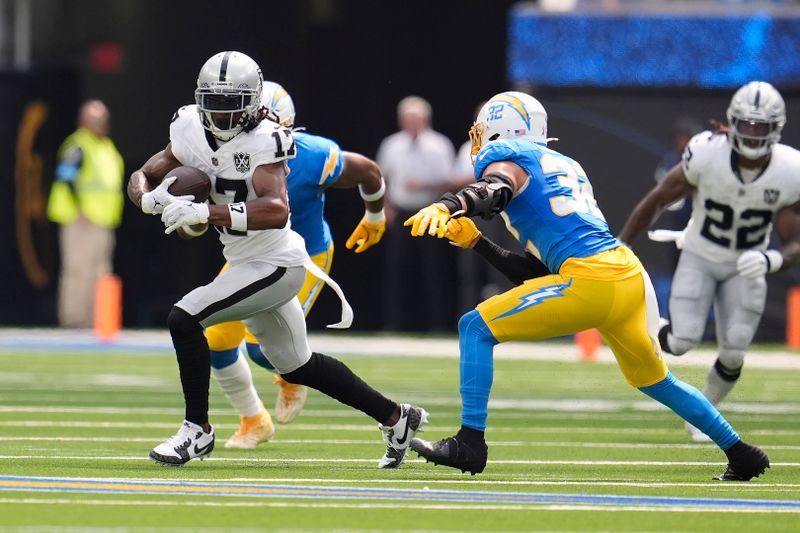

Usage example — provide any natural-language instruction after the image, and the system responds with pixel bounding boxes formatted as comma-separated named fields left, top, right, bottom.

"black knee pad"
left=714, top=358, right=742, bottom=382
left=167, top=306, right=203, bottom=339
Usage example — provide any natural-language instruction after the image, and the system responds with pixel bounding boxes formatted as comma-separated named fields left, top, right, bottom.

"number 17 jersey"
left=169, top=104, right=308, bottom=267
left=680, top=131, right=800, bottom=264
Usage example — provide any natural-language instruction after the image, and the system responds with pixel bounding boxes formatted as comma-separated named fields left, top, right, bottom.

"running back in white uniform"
left=169, top=104, right=308, bottom=267
left=681, top=131, right=800, bottom=264
left=668, top=131, right=800, bottom=369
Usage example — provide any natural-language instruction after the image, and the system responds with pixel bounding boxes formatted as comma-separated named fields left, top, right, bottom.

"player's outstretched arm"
left=127, top=144, right=182, bottom=210
left=331, top=152, right=386, bottom=253
left=445, top=217, right=550, bottom=284
left=405, top=161, right=525, bottom=238
left=618, top=163, right=693, bottom=245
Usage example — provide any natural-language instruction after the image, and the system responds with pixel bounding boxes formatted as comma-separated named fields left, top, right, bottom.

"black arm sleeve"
left=472, top=235, right=551, bottom=285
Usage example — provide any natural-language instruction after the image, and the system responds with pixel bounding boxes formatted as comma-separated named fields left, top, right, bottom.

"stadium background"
left=1, top=0, right=799, bottom=340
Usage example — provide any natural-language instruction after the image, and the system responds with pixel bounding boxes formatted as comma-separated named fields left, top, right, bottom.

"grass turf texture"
left=0, top=344, right=798, bottom=532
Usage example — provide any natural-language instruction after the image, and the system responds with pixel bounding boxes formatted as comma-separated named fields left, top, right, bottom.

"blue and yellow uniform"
left=205, top=131, right=345, bottom=367
left=457, top=138, right=739, bottom=451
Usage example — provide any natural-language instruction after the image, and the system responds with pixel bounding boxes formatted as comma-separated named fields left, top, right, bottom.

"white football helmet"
left=195, top=51, right=263, bottom=141
left=469, top=91, right=548, bottom=159
left=260, top=81, right=296, bottom=128
left=726, top=81, right=786, bottom=160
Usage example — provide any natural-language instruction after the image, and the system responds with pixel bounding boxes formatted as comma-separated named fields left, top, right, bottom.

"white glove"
left=140, top=176, right=195, bottom=215
left=736, top=249, right=783, bottom=279
left=161, top=201, right=210, bottom=235
left=648, top=229, right=686, bottom=250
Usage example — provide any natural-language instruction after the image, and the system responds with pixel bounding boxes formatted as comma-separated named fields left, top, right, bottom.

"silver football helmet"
left=469, top=91, right=548, bottom=160
left=195, top=51, right=263, bottom=141
left=726, top=81, right=786, bottom=160
left=260, top=81, right=296, bottom=128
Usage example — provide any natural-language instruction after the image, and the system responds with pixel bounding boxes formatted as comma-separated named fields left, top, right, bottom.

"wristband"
left=764, top=249, right=784, bottom=273
left=363, top=209, right=385, bottom=224
left=228, top=202, right=248, bottom=232
left=181, top=223, right=208, bottom=237
left=358, top=178, right=385, bottom=202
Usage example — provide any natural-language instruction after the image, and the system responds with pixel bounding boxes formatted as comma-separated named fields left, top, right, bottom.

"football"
left=165, top=166, right=211, bottom=203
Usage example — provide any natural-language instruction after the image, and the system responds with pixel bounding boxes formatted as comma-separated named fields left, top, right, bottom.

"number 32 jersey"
left=681, top=131, right=800, bottom=264
left=474, top=139, right=620, bottom=273
left=169, top=105, right=308, bottom=266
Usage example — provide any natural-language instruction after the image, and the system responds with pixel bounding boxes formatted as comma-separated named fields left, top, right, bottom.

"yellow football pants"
left=205, top=244, right=334, bottom=351
left=477, top=268, right=668, bottom=388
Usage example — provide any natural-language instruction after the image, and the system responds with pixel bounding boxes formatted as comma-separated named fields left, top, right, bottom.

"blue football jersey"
left=287, top=131, right=345, bottom=255
left=473, top=139, right=619, bottom=272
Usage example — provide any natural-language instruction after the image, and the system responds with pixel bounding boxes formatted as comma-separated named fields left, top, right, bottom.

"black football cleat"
left=410, top=433, right=488, bottom=475
left=714, top=440, right=770, bottom=481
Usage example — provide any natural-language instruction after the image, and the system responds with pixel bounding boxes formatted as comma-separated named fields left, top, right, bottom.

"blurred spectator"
left=376, top=96, right=456, bottom=331
left=650, top=116, right=701, bottom=315
left=46, top=100, right=124, bottom=327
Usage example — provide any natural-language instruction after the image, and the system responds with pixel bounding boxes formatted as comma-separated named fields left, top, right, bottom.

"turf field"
left=0, top=332, right=798, bottom=532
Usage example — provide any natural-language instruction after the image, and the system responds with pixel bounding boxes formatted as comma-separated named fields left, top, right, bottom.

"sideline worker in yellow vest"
left=47, top=100, right=124, bottom=327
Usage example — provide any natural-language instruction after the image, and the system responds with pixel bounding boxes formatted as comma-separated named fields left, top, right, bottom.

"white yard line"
left=0, top=455, right=798, bottom=466
left=1, top=436, right=800, bottom=452
left=1, top=328, right=799, bottom=369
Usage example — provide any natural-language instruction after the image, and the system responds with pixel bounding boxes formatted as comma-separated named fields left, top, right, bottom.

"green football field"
left=0, top=336, right=798, bottom=532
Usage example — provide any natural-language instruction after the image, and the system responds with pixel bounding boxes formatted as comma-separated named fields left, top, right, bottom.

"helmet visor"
left=733, top=119, right=772, bottom=139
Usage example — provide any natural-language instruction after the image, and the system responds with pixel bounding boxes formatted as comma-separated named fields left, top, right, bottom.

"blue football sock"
left=458, top=310, right=499, bottom=432
left=639, top=372, right=739, bottom=450
left=245, top=342, right=276, bottom=372
left=210, top=347, right=239, bottom=370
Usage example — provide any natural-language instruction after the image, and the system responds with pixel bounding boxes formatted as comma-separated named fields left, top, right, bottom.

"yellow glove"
left=403, top=203, right=451, bottom=238
left=345, top=214, right=386, bottom=253
left=445, top=217, right=481, bottom=248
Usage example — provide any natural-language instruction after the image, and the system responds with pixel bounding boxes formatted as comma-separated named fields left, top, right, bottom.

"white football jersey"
left=680, top=131, right=800, bottom=264
left=169, top=105, right=308, bottom=266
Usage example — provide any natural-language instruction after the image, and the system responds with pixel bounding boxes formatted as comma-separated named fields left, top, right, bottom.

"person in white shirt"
left=377, top=96, right=456, bottom=331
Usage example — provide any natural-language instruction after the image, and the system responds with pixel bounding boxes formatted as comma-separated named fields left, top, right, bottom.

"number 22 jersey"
left=680, top=131, right=800, bottom=264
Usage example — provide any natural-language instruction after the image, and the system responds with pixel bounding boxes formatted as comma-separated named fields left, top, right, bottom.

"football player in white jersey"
left=127, top=51, right=427, bottom=467
left=620, top=81, right=800, bottom=442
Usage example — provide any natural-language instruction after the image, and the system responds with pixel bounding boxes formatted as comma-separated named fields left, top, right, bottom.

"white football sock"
left=703, top=364, right=737, bottom=406
left=212, top=349, right=262, bottom=418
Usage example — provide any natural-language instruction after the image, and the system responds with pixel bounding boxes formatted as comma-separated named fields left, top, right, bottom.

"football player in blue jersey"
left=203, top=82, right=392, bottom=454
left=404, top=91, right=769, bottom=481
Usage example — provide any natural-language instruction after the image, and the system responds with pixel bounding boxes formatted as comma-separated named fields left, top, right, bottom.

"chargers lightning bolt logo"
left=492, top=280, right=572, bottom=321
left=319, top=145, right=341, bottom=185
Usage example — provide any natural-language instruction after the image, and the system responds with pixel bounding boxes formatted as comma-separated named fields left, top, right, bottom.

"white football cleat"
left=274, top=375, right=307, bottom=424
left=378, top=404, right=429, bottom=468
left=225, top=406, right=275, bottom=449
left=150, top=420, right=215, bottom=466
left=686, top=421, right=713, bottom=443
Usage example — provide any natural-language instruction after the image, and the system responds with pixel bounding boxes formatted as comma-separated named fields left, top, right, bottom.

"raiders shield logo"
left=233, top=152, right=251, bottom=173
left=764, top=189, right=780, bottom=205
left=211, top=157, right=219, bottom=167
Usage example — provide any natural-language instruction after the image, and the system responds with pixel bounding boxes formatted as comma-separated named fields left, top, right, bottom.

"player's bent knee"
left=204, top=321, right=246, bottom=351
left=167, top=306, right=202, bottom=338
left=246, top=342, right=276, bottom=371
left=724, top=325, right=755, bottom=352
left=718, top=349, right=745, bottom=373
left=459, top=309, right=496, bottom=343
left=210, top=347, right=239, bottom=369
left=667, top=336, right=696, bottom=356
